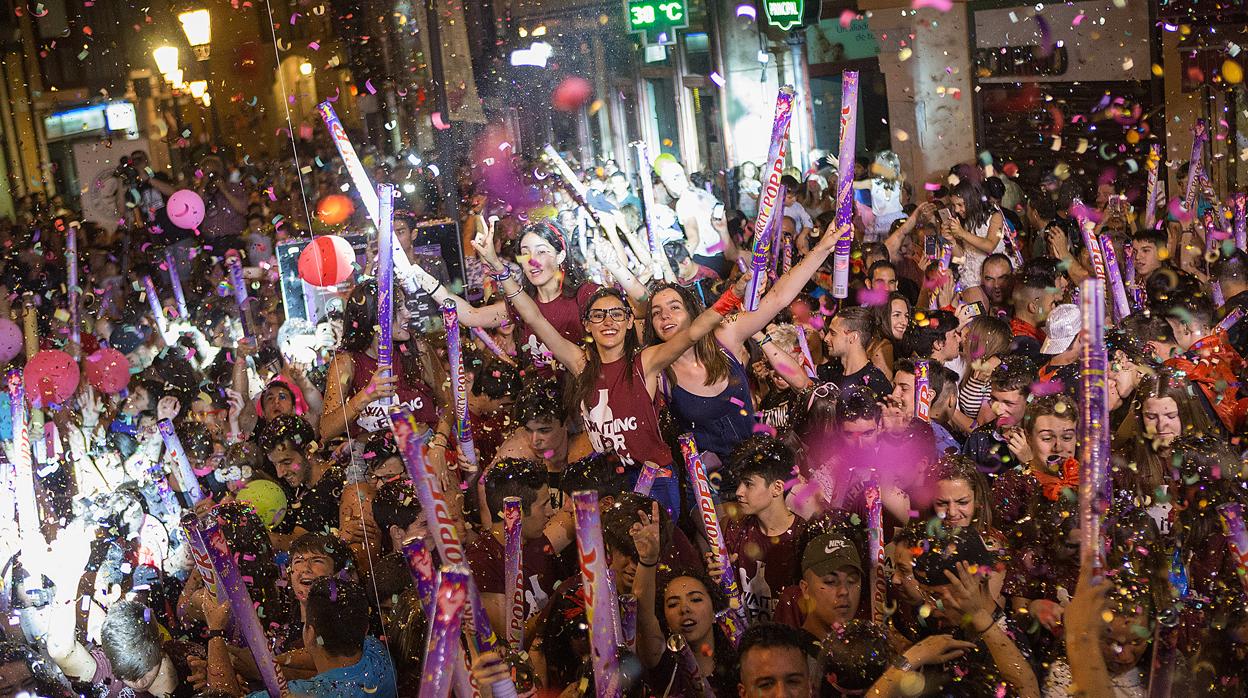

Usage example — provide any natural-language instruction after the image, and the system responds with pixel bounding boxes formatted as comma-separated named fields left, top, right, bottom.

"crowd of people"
left=0, top=110, right=1243, bottom=698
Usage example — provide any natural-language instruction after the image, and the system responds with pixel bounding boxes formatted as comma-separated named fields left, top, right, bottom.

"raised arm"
left=404, top=262, right=511, bottom=328
left=941, top=562, right=1039, bottom=698
left=721, top=219, right=850, bottom=344
left=630, top=502, right=666, bottom=670
left=641, top=302, right=726, bottom=378
left=472, top=226, right=588, bottom=373
left=951, top=211, right=1004, bottom=255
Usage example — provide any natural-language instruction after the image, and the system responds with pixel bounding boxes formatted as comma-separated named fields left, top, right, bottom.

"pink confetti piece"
left=364, top=79, right=376, bottom=95
left=924, top=182, right=942, bottom=191
left=729, top=397, right=745, bottom=407
left=432, top=112, right=450, bottom=130
left=308, top=41, right=319, bottom=50
left=912, top=0, right=952, bottom=10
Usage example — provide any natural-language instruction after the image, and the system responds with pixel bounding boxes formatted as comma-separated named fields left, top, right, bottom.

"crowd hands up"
left=1, top=142, right=1247, bottom=698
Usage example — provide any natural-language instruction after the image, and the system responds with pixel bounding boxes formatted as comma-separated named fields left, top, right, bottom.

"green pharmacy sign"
left=625, top=0, right=689, bottom=33
left=765, top=0, right=805, bottom=30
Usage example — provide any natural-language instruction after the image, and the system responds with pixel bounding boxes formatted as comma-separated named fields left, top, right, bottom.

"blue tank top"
left=667, top=344, right=757, bottom=460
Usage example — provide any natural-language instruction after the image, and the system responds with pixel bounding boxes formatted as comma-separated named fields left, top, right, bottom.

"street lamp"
left=188, top=80, right=207, bottom=99
left=178, top=9, right=211, bottom=61
left=153, top=46, right=180, bottom=77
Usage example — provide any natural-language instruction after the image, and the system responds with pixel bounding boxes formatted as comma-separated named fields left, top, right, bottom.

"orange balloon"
left=316, top=194, right=356, bottom=225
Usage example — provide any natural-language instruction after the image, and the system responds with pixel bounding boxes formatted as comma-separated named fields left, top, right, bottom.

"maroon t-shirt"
left=722, top=514, right=808, bottom=622
left=465, top=532, right=569, bottom=618
left=581, top=353, right=674, bottom=470
left=514, top=282, right=599, bottom=371
left=349, top=349, right=438, bottom=430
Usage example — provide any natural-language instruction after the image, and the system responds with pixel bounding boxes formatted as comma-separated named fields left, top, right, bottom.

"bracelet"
left=490, top=266, right=512, bottom=282
left=639, top=559, right=658, bottom=568
left=505, top=288, right=522, bottom=301
left=759, top=335, right=773, bottom=346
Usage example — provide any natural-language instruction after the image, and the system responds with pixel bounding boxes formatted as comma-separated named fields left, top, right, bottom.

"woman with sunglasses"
left=405, top=219, right=646, bottom=373
left=471, top=225, right=731, bottom=518
left=644, top=218, right=847, bottom=477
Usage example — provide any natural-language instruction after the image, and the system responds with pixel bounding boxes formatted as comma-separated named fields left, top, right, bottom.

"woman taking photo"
left=320, top=280, right=442, bottom=439
left=471, top=224, right=730, bottom=518
left=940, top=179, right=1006, bottom=307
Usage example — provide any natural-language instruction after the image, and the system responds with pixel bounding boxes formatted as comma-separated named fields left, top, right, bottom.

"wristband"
left=639, top=559, right=658, bottom=568
left=490, top=265, right=512, bottom=283
left=712, top=288, right=743, bottom=316
left=759, top=335, right=773, bottom=346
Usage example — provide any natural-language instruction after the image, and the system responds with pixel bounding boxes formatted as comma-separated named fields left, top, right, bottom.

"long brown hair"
left=1114, top=370, right=1219, bottom=496
left=924, top=455, right=994, bottom=532
left=567, top=287, right=642, bottom=415
left=643, top=282, right=729, bottom=389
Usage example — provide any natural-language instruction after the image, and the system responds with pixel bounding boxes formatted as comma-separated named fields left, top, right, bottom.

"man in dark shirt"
left=819, top=306, right=892, bottom=397
left=1214, top=250, right=1248, bottom=357
left=963, top=359, right=1036, bottom=477
left=259, top=415, right=344, bottom=537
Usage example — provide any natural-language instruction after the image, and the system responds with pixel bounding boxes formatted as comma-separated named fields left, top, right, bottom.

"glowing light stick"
left=190, top=515, right=291, bottom=697
left=1143, top=144, right=1161, bottom=230
left=865, top=480, right=886, bottom=622
left=1078, top=279, right=1110, bottom=571
left=572, top=490, right=622, bottom=698
left=832, top=72, right=859, bottom=299
left=158, top=419, right=205, bottom=506
left=503, top=496, right=525, bottom=649
left=744, top=184, right=786, bottom=311
left=441, top=300, right=478, bottom=471
left=67, top=226, right=79, bottom=346
left=633, top=462, right=659, bottom=496
left=747, top=87, right=795, bottom=309
left=376, top=183, right=396, bottom=408
left=166, top=250, right=189, bottom=320
left=1099, top=234, right=1131, bottom=322
left=680, top=433, right=745, bottom=643
left=420, top=567, right=468, bottom=698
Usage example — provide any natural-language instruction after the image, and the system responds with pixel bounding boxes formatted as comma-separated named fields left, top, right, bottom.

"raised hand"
left=902, top=634, right=977, bottom=666
left=630, top=501, right=661, bottom=566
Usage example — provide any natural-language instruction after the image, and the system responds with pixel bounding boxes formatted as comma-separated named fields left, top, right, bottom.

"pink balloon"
left=0, top=318, right=22, bottom=364
left=83, top=347, right=130, bottom=394
left=24, top=350, right=79, bottom=407
left=167, top=189, right=206, bottom=230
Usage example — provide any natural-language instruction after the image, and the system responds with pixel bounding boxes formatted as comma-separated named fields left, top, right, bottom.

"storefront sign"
left=765, top=0, right=805, bottom=30
left=625, top=0, right=688, bottom=33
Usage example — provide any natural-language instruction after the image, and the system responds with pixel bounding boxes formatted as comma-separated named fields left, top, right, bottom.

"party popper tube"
left=470, top=327, right=516, bottom=365
left=572, top=490, right=622, bottom=698
left=1099, top=234, right=1131, bottom=322
left=181, top=512, right=222, bottom=601
left=1218, top=503, right=1248, bottom=595
left=192, top=515, right=290, bottom=697
left=619, top=594, right=638, bottom=652
left=1078, top=279, right=1110, bottom=571
left=1219, top=306, right=1245, bottom=333
left=420, top=567, right=468, bottom=698
left=141, top=275, right=169, bottom=339
left=401, top=536, right=437, bottom=614
left=632, top=140, right=670, bottom=283
left=158, top=419, right=206, bottom=506
left=864, top=479, right=886, bottom=623
left=391, top=409, right=464, bottom=565
left=914, top=360, right=931, bottom=422
left=458, top=570, right=518, bottom=697
left=832, top=72, right=859, bottom=299
left=224, top=250, right=253, bottom=338
left=1235, top=193, right=1247, bottom=251
left=781, top=226, right=794, bottom=275
left=376, top=183, right=396, bottom=409
left=744, top=184, right=786, bottom=312
left=166, top=250, right=189, bottom=321
left=1072, top=199, right=1107, bottom=285
left=1213, top=281, right=1227, bottom=307
left=795, top=326, right=817, bottom=378
left=747, top=87, right=797, bottom=310
left=441, top=300, right=478, bottom=471
left=668, top=634, right=716, bottom=698
left=1143, top=144, right=1161, bottom=230
left=7, top=372, right=37, bottom=549
left=1184, top=120, right=1207, bottom=214
left=679, top=433, right=745, bottom=643
left=67, top=225, right=79, bottom=346
left=633, top=462, right=658, bottom=496
left=502, top=496, right=525, bottom=649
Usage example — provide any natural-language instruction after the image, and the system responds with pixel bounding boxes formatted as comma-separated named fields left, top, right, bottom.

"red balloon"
left=83, top=347, right=131, bottom=394
left=552, top=76, right=592, bottom=112
left=298, top=235, right=356, bottom=287
left=24, top=350, right=80, bottom=407
left=316, top=194, right=355, bottom=225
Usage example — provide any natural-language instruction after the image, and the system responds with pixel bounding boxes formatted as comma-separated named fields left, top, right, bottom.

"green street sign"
left=625, top=0, right=688, bottom=33
left=764, top=0, right=805, bottom=30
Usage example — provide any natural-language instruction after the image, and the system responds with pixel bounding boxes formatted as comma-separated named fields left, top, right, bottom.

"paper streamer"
left=1072, top=199, right=1107, bottom=284
left=679, top=433, right=745, bottom=642
left=158, top=419, right=206, bottom=506
left=864, top=480, right=886, bottom=623
left=190, top=515, right=290, bottom=697
left=744, top=184, right=786, bottom=312
left=502, top=496, right=525, bottom=650
left=1218, top=503, right=1248, bottom=595
left=572, top=490, right=622, bottom=698
left=794, top=326, right=817, bottom=379
left=668, top=634, right=716, bottom=698
left=166, top=250, right=189, bottom=321
left=832, top=72, right=860, bottom=299
left=747, top=87, right=796, bottom=309
left=401, top=536, right=437, bottom=614
left=633, top=462, right=659, bottom=496
left=377, top=183, right=396, bottom=409
left=317, top=101, right=422, bottom=295
left=1099, top=234, right=1131, bottom=322
left=1078, top=279, right=1110, bottom=571
left=1183, top=120, right=1207, bottom=214
left=67, top=226, right=79, bottom=346
left=914, top=360, right=931, bottom=422
left=632, top=140, right=669, bottom=282
left=1235, top=193, right=1246, bottom=252
left=420, top=567, right=468, bottom=698
left=441, top=301, right=478, bottom=472
left=1143, top=144, right=1161, bottom=230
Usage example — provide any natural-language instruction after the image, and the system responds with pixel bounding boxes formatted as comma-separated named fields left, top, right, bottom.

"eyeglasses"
left=586, top=308, right=631, bottom=324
